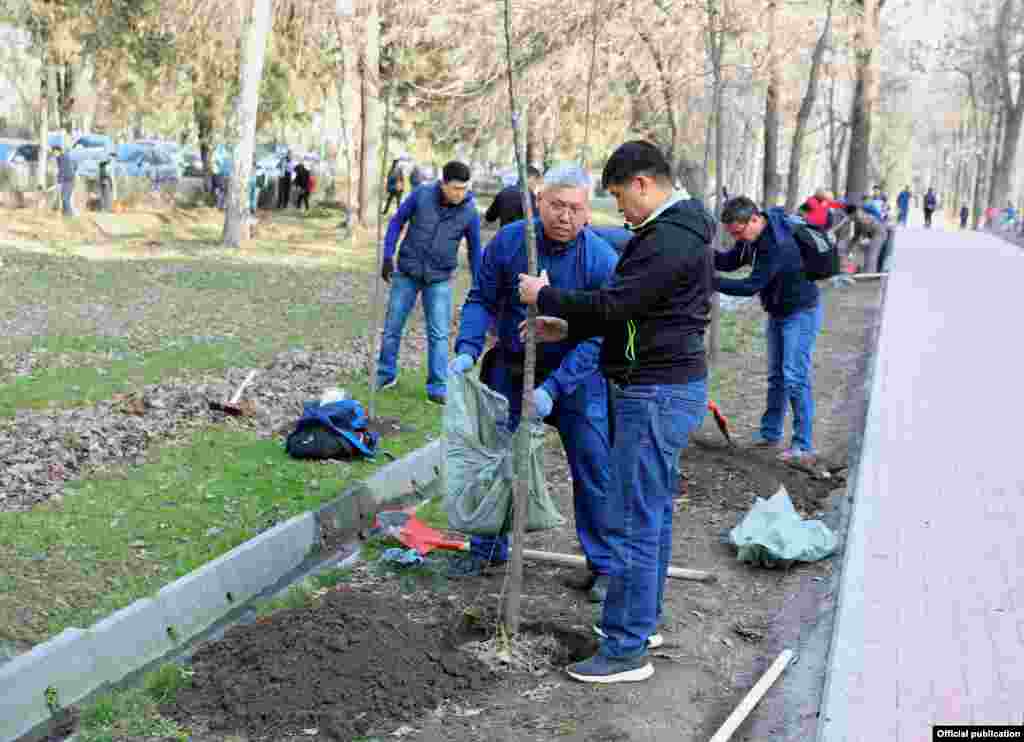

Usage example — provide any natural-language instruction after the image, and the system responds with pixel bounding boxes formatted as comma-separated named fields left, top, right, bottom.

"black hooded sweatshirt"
left=536, top=197, right=714, bottom=386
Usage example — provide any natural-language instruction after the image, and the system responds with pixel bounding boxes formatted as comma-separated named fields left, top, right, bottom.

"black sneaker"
left=377, top=377, right=398, bottom=391
left=427, top=393, right=446, bottom=406
left=566, top=653, right=653, bottom=683
left=588, top=574, right=610, bottom=603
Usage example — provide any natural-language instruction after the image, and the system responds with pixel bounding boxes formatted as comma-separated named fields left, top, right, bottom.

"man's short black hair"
left=601, top=140, right=673, bottom=190
left=721, top=196, right=759, bottom=225
left=527, top=165, right=542, bottom=179
left=442, top=160, right=471, bottom=183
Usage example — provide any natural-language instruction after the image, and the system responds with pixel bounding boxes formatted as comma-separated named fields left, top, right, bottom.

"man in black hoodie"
left=519, top=140, right=713, bottom=684
left=716, top=196, right=823, bottom=463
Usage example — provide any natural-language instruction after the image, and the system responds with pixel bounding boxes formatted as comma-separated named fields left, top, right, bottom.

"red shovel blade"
left=374, top=507, right=467, bottom=555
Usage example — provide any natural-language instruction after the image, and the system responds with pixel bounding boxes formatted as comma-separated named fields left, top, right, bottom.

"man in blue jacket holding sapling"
left=449, top=165, right=619, bottom=602
left=715, top=196, right=823, bottom=464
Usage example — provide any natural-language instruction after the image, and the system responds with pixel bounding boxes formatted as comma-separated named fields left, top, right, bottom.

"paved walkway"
left=817, top=227, right=1024, bottom=740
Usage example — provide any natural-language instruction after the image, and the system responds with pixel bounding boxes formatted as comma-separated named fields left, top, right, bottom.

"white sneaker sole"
left=566, top=662, right=654, bottom=683
left=593, top=624, right=664, bottom=649
left=378, top=378, right=398, bottom=391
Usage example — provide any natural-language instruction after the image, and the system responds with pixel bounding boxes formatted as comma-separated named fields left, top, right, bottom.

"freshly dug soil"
left=165, top=589, right=492, bottom=741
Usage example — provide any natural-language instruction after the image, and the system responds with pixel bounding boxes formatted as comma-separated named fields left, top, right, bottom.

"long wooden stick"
left=708, top=650, right=794, bottom=742
left=520, top=549, right=715, bottom=582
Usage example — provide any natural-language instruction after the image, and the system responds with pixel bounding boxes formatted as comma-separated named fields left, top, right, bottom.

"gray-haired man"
left=449, top=166, right=619, bottom=596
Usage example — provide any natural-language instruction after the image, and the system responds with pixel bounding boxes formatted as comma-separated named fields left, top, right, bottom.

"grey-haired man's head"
left=538, top=164, right=592, bottom=243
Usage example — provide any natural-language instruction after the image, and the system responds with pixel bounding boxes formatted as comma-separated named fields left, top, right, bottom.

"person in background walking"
left=923, top=186, right=938, bottom=228
left=277, top=152, right=293, bottom=208
left=293, top=160, right=312, bottom=211
left=382, top=159, right=405, bottom=214
left=484, top=165, right=542, bottom=228
left=519, top=141, right=714, bottom=684
left=715, top=196, right=824, bottom=464
left=376, top=160, right=482, bottom=405
left=897, top=185, right=911, bottom=226
left=960, top=204, right=970, bottom=229
left=53, top=145, right=77, bottom=216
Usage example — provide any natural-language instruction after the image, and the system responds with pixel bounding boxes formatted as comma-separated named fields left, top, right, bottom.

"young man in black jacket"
left=716, top=196, right=823, bottom=462
left=519, top=141, right=713, bottom=683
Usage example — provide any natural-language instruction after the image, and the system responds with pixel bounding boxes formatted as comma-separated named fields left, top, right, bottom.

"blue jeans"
left=898, top=209, right=908, bottom=226
left=599, top=379, right=707, bottom=659
left=376, top=272, right=452, bottom=398
left=60, top=182, right=74, bottom=216
left=762, top=303, right=823, bottom=451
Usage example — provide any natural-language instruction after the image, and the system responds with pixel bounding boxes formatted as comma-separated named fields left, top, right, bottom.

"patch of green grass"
left=0, top=375, right=444, bottom=648
left=0, top=337, right=264, bottom=416
left=414, top=494, right=449, bottom=530
left=254, top=578, right=319, bottom=618
left=359, top=534, right=404, bottom=562
left=718, top=308, right=764, bottom=355
left=78, top=682, right=189, bottom=742
left=312, top=566, right=352, bottom=589
left=142, top=663, right=194, bottom=704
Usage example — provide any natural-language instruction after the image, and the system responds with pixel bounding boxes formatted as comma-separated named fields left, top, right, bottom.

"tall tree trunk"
left=987, top=111, right=1003, bottom=209
left=37, top=48, right=49, bottom=191
left=762, top=0, right=782, bottom=206
left=222, top=0, right=272, bottom=248
left=56, top=62, right=75, bottom=133
left=333, top=18, right=355, bottom=213
left=844, top=0, right=883, bottom=205
left=357, top=0, right=381, bottom=227
left=785, top=0, right=832, bottom=210
left=972, top=109, right=992, bottom=229
left=706, top=0, right=726, bottom=368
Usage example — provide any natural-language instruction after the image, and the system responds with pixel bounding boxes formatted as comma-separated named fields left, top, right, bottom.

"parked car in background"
left=69, top=134, right=115, bottom=178
left=115, top=143, right=179, bottom=186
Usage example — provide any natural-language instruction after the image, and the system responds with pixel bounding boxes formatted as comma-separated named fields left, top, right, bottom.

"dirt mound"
left=166, top=589, right=492, bottom=741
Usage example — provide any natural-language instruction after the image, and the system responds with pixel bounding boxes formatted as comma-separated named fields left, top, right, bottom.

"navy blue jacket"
left=456, top=220, right=618, bottom=408
left=714, top=208, right=819, bottom=318
left=384, top=183, right=482, bottom=284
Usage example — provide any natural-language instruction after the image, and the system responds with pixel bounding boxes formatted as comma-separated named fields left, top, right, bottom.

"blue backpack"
left=285, top=400, right=379, bottom=460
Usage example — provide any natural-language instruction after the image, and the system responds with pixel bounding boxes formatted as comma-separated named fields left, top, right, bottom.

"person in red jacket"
left=801, top=188, right=843, bottom=229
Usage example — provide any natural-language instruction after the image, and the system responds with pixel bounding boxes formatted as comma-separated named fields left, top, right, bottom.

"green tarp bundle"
left=729, top=486, right=837, bottom=568
left=442, top=372, right=563, bottom=536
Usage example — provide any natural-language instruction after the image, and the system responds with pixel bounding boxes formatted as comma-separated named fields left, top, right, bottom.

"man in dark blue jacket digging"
left=716, top=196, right=823, bottom=463
left=449, top=165, right=619, bottom=600
left=377, top=161, right=482, bottom=405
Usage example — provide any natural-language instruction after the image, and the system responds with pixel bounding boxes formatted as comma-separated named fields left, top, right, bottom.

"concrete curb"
left=814, top=273, right=892, bottom=741
left=1, top=440, right=441, bottom=742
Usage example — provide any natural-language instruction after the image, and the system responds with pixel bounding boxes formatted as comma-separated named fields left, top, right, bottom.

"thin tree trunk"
left=844, top=0, right=883, bottom=204
left=762, top=0, right=782, bottom=206
left=707, top=0, right=725, bottom=368
left=987, top=111, right=1003, bottom=210
left=222, top=0, right=272, bottom=248
left=357, top=0, right=381, bottom=227
left=37, top=48, right=49, bottom=192
left=972, top=109, right=991, bottom=229
left=501, top=0, right=538, bottom=637
left=786, top=0, right=833, bottom=210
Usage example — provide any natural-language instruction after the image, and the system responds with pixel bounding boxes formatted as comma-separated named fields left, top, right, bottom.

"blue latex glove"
left=448, top=353, right=474, bottom=375
left=533, top=387, right=554, bottom=419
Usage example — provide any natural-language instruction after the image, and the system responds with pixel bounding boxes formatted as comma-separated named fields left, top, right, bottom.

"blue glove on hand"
left=448, top=353, right=474, bottom=375
left=533, top=387, right=554, bottom=419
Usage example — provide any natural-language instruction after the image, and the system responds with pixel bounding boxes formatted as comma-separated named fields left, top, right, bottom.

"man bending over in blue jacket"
left=448, top=165, right=619, bottom=602
left=716, top=196, right=823, bottom=463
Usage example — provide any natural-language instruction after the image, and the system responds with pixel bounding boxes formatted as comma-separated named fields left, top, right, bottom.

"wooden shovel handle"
left=229, top=370, right=258, bottom=405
